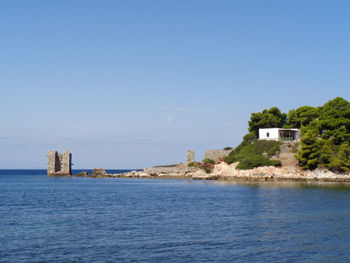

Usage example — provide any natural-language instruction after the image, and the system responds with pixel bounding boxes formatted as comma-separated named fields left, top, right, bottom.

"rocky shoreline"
left=73, top=163, right=350, bottom=183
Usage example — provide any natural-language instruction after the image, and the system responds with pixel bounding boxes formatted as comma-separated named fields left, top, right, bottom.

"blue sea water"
left=1, top=170, right=350, bottom=262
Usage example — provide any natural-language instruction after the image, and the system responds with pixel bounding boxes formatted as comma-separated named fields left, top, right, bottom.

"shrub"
left=224, top=154, right=237, bottom=164
left=224, top=147, right=233, bottom=150
left=202, top=165, right=213, bottom=174
left=203, top=159, right=215, bottom=165
left=225, top=139, right=281, bottom=163
left=292, top=143, right=300, bottom=154
left=224, top=136, right=282, bottom=169
left=236, top=156, right=281, bottom=170
left=188, top=162, right=195, bottom=167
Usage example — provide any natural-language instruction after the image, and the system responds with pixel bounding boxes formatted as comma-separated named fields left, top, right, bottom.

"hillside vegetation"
left=225, top=134, right=282, bottom=169
left=232, top=97, right=350, bottom=172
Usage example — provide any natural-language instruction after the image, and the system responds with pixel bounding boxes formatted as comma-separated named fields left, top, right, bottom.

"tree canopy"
left=245, top=97, right=350, bottom=172
left=297, top=97, right=350, bottom=172
left=248, top=107, right=287, bottom=137
left=286, top=106, right=319, bottom=128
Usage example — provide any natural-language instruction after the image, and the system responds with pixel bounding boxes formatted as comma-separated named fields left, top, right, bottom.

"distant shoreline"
left=68, top=163, right=350, bottom=184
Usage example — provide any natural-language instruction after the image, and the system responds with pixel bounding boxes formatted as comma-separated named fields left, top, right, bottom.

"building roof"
left=259, top=128, right=299, bottom=131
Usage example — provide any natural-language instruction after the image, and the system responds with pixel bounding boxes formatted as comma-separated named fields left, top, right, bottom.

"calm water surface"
left=1, top=170, right=350, bottom=262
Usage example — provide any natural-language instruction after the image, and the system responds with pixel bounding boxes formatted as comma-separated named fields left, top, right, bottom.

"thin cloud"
left=166, top=107, right=207, bottom=125
left=167, top=108, right=183, bottom=125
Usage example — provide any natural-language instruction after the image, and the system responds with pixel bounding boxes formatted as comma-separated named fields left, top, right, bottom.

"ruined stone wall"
left=47, top=151, right=58, bottom=175
left=144, top=164, right=198, bottom=175
left=61, top=151, right=72, bottom=175
left=204, top=149, right=232, bottom=162
left=47, top=150, right=72, bottom=176
left=186, top=150, right=195, bottom=163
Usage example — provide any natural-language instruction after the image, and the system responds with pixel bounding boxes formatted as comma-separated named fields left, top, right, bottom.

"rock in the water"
left=139, top=172, right=151, bottom=177
left=74, top=171, right=88, bottom=177
left=91, top=168, right=107, bottom=177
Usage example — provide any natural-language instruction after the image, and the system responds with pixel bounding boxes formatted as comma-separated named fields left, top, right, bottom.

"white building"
left=259, top=128, right=300, bottom=141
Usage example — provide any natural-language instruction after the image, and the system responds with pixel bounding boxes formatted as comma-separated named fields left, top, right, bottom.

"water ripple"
left=1, top=170, right=350, bottom=262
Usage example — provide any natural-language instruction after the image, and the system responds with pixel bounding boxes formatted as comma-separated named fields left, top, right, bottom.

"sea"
left=1, top=169, right=350, bottom=263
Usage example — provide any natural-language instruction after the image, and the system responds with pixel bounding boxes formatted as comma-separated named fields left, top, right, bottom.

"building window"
left=266, top=132, right=270, bottom=138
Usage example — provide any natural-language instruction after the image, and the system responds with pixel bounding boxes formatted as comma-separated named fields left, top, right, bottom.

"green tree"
left=328, top=143, right=350, bottom=172
left=297, top=129, right=320, bottom=170
left=248, top=107, right=287, bottom=137
left=319, top=97, right=350, bottom=120
left=285, top=109, right=297, bottom=128
left=286, top=106, right=319, bottom=128
left=318, top=140, right=336, bottom=167
left=338, top=143, right=350, bottom=171
left=318, top=97, right=350, bottom=144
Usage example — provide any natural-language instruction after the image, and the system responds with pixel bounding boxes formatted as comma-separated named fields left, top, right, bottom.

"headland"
left=47, top=97, right=350, bottom=183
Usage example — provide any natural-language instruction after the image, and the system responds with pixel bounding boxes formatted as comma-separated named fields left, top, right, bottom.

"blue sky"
left=1, top=0, right=349, bottom=169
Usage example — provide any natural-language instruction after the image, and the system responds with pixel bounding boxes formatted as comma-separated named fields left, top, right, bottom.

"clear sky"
left=1, top=0, right=349, bottom=169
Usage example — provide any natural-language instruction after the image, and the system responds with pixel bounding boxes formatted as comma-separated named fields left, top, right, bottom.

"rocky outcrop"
left=91, top=168, right=108, bottom=177
left=73, top=168, right=110, bottom=178
left=74, top=171, right=88, bottom=177
left=190, top=162, right=350, bottom=182
left=122, top=161, right=350, bottom=182
left=63, top=159, right=350, bottom=183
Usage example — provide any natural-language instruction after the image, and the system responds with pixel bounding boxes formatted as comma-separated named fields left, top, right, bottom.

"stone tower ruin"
left=186, top=150, right=195, bottom=163
left=47, top=150, right=72, bottom=176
